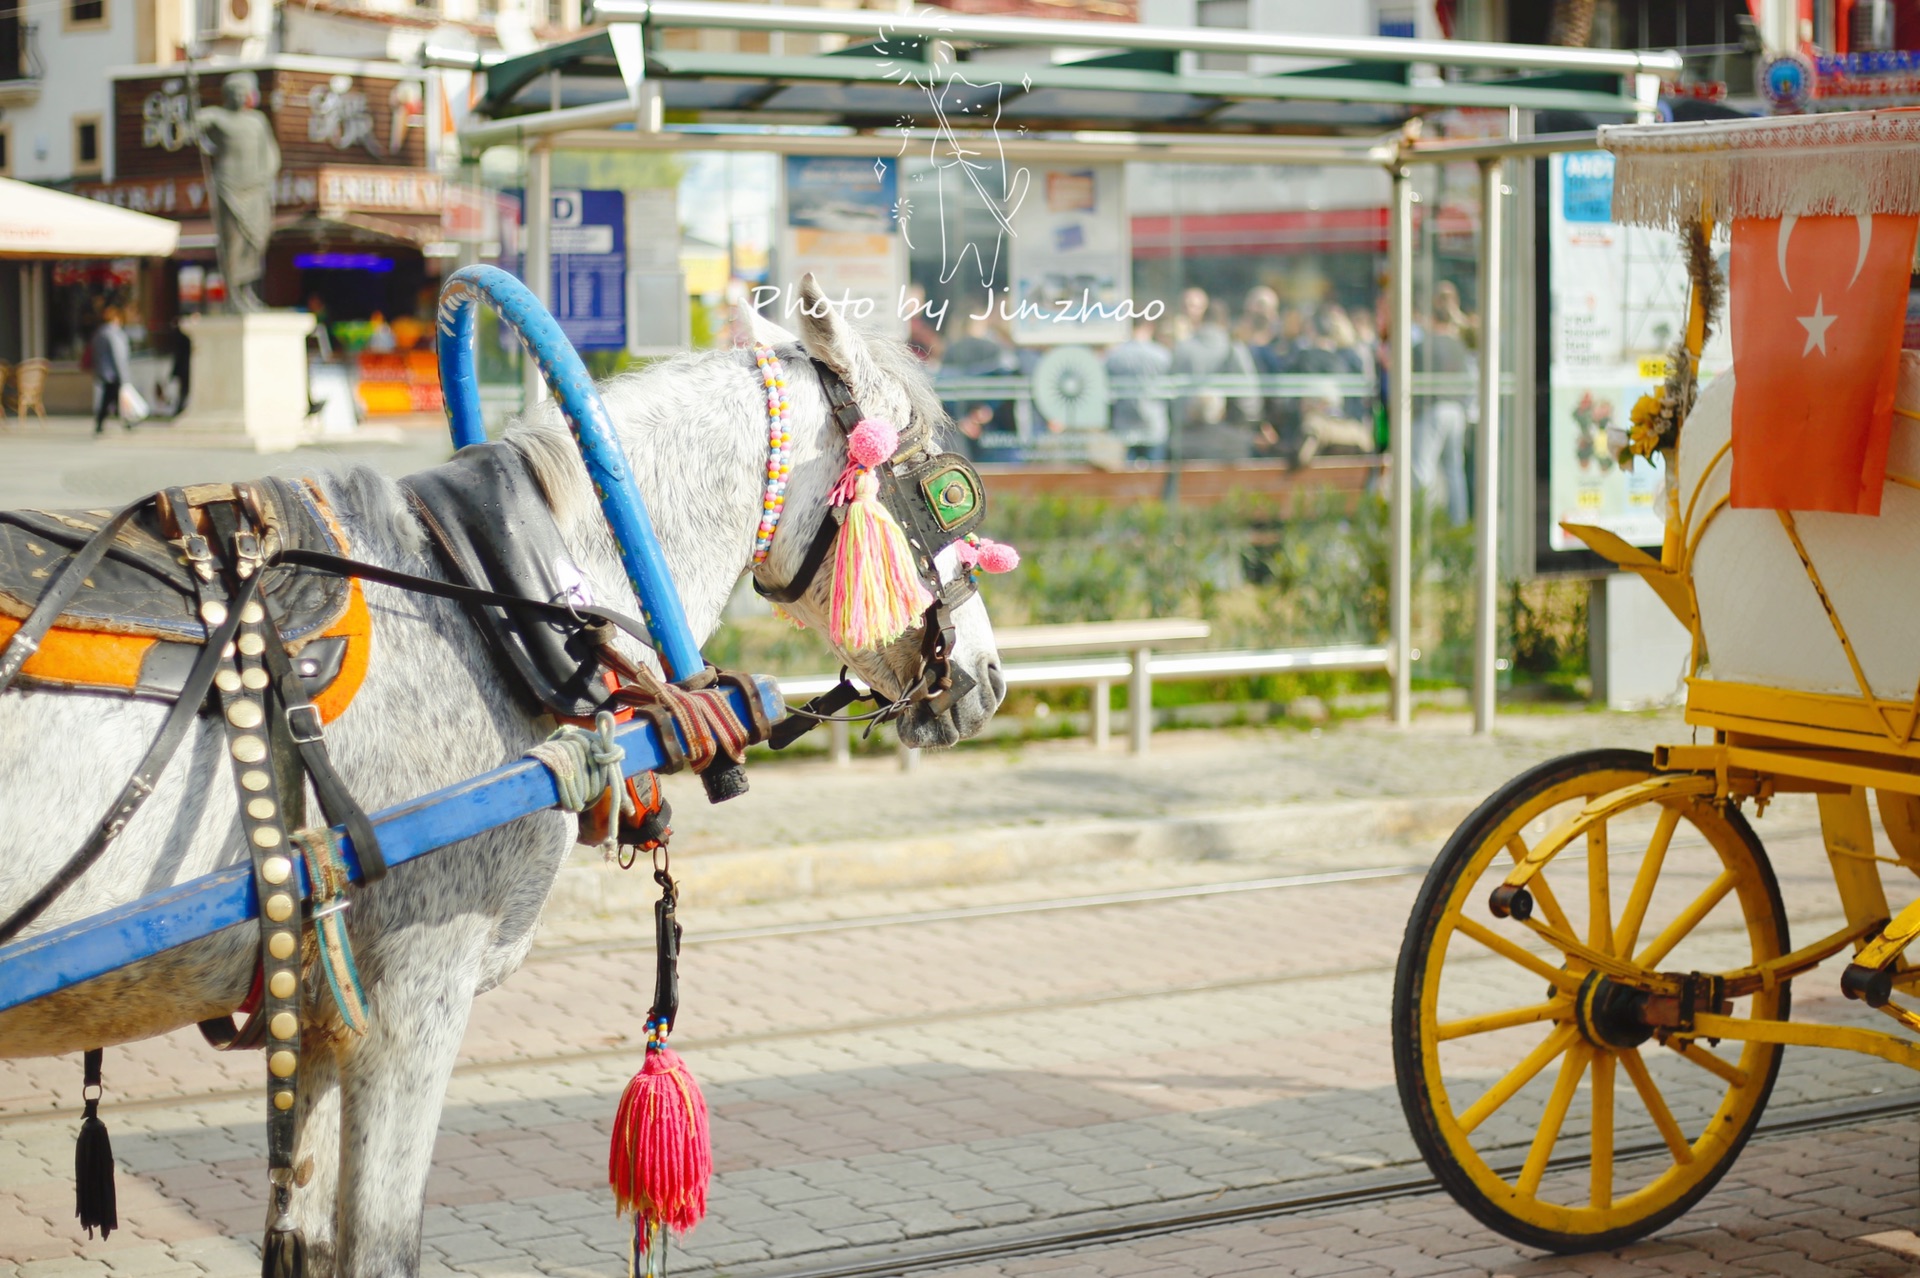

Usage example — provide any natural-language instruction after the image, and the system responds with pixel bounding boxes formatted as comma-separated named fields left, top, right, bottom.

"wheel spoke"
left=1614, top=806, right=1683, bottom=960
left=1634, top=868, right=1740, bottom=970
left=1667, top=1039, right=1751, bottom=1088
left=1454, top=917, right=1584, bottom=994
left=1458, top=1023, right=1577, bottom=1135
left=1590, top=1052, right=1615, bottom=1210
left=1436, top=1000, right=1568, bottom=1041
left=1588, top=823, right=1613, bottom=957
left=1619, top=1046, right=1694, bottom=1165
left=1507, top=834, right=1576, bottom=938
left=1517, top=1043, right=1590, bottom=1196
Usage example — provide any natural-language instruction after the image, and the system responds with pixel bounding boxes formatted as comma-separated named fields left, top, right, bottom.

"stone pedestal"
left=174, top=312, right=316, bottom=452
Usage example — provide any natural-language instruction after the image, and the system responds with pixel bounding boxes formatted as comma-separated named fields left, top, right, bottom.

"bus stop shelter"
left=448, top=1, right=1683, bottom=735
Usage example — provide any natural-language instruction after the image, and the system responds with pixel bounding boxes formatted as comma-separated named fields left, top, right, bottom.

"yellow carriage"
left=1392, top=108, right=1920, bottom=1251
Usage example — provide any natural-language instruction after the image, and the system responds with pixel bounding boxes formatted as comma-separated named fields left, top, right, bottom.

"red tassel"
left=609, top=1044, right=711, bottom=1237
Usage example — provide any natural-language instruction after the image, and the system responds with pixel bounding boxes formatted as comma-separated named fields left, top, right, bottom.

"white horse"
left=0, top=281, right=1005, bottom=1275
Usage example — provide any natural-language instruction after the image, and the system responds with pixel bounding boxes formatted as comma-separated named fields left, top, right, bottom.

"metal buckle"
left=183, top=533, right=216, bottom=582
left=286, top=703, right=324, bottom=744
left=233, top=531, right=262, bottom=580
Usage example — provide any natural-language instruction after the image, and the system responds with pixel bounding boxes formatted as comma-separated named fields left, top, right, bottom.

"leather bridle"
left=753, top=357, right=990, bottom=745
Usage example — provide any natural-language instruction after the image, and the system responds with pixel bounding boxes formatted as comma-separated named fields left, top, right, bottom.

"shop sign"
left=1812, top=49, right=1920, bottom=102
left=142, top=80, right=195, bottom=152
left=113, top=67, right=427, bottom=180
left=79, top=170, right=322, bottom=216
left=315, top=166, right=443, bottom=214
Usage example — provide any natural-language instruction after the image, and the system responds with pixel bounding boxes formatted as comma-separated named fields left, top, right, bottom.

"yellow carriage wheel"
left=1392, top=749, right=1789, bottom=1253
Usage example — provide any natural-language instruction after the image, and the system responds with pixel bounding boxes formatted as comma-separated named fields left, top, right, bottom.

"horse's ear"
left=793, top=272, right=884, bottom=396
left=744, top=304, right=798, bottom=349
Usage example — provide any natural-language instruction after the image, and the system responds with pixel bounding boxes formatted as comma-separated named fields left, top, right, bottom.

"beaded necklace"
left=750, top=343, right=793, bottom=564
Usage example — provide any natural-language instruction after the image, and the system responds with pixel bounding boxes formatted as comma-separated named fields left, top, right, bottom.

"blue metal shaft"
left=436, top=264, right=706, bottom=681
left=0, top=678, right=784, bottom=1014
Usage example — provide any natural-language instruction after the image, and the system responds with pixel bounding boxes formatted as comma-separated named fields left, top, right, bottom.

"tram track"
left=0, top=863, right=1867, bottom=1123
left=746, top=1088, right=1920, bottom=1278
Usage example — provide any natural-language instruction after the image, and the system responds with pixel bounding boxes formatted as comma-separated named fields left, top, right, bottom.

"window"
left=66, top=0, right=105, bottom=28
left=0, top=125, right=11, bottom=176
left=73, top=115, right=101, bottom=174
left=1196, top=0, right=1249, bottom=73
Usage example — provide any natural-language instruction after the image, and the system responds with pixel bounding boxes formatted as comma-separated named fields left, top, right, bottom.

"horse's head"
left=757, top=276, right=1006, bottom=749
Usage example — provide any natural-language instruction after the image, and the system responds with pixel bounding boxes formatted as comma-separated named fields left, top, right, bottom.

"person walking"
left=92, top=307, right=133, bottom=436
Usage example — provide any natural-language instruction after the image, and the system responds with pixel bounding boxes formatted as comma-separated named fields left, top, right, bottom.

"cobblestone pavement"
left=8, top=715, right=1920, bottom=1278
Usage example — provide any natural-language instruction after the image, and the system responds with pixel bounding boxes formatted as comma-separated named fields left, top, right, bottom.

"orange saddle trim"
left=0, top=577, right=373, bottom=724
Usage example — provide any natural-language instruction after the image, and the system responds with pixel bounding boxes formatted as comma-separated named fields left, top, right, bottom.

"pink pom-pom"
left=847, top=418, right=898, bottom=468
left=955, top=540, right=982, bottom=570
left=976, top=538, right=1019, bottom=573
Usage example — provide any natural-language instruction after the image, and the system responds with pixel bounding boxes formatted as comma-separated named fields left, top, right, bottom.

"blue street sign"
left=549, top=188, right=626, bottom=351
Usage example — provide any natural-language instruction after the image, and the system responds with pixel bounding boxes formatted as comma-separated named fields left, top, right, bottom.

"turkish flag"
left=1730, top=212, right=1918, bottom=515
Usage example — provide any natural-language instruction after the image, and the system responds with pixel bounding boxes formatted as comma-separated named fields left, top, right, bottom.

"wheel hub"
left=1575, top=970, right=1656, bottom=1050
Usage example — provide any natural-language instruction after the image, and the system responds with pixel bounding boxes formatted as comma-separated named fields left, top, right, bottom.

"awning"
left=0, top=178, right=180, bottom=259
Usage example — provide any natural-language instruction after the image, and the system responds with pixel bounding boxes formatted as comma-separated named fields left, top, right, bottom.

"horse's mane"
left=502, top=331, right=949, bottom=538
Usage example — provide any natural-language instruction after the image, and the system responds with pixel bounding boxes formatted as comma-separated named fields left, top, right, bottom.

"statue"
left=195, top=72, right=279, bottom=312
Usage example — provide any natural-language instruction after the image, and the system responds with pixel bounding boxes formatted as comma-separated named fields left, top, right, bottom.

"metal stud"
left=215, top=669, right=242, bottom=693
left=249, top=797, right=277, bottom=821
left=264, top=893, right=294, bottom=922
left=273, top=1089, right=295, bottom=1111
left=200, top=600, right=228, bottom=626
left=253, top=826, right=283, bottom=849
left=268, top=931, right=296, bottom=960
left=240, top=601, right=265, bottom=625
left=227, top=701, right=264, bottom=729
left=269, top=970, right=296, bottom=1000
left=269, top=1050, right=297, bottom=1078
left=241, top=769, right=271, bottom=792
left=237, top=632, right=266, bottom=657
left=260, top=854, right=291, bottom=883
left=242, top=667, right=270, bottom=691
left=269, top=1012, right=297, bottom=1041
left=230, top=735, right=267, bottom=763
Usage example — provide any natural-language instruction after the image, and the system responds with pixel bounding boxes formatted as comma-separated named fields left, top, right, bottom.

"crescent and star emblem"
left=1777, top=211, right=1873, bottom=357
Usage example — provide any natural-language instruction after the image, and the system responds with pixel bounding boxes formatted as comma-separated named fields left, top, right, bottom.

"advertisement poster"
left=1007, top=165, right=1130, bottom=346
left=550, top=188, right=625, bottom=351
left=780, top=156, right=902, bottom=335
left=1544, top=151, right=1730, bottom=553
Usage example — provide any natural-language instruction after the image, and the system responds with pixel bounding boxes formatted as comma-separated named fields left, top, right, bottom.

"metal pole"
left=1388, top=164, right=1414, bottom=729
left=523, top=139, right=552, bottom=409
left=1472, top=156, right=1505, bottom=737
left=1091, top=678, right=1111, bottom=749
left=1129, top=647, right=1153, bottom=754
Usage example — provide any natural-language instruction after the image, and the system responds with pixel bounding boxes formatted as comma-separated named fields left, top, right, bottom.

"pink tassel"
left=958, top=535, right=1020, bottom=574
left=609, top=1046, right=711, bottom=1237
left=848, top=418, right=898, bottom=467
left=830, top=471, right=931, bottom=649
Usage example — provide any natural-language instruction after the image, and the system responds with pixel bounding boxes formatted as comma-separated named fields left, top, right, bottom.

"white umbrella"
left=0, top=178, right=179, bottom=258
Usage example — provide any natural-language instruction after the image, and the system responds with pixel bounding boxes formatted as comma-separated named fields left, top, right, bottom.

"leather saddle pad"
left=0, top=479, right=370, bottom=718
left=402, top=442, right=621, bottom=719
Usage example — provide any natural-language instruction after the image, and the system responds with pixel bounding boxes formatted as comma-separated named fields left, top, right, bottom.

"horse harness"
left=756, top=358, right=992, bottom=746
left=0, top=451, right=765, bottom=1252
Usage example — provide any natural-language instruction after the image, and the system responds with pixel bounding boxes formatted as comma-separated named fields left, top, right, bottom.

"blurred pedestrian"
left=1171, top=300, right=1260, bottom=461
left=1414, top=299, right=1474, bottom=524
left=1106, top=317, right=1173, bottom=460
left=91, top=306, right=132, bottom=436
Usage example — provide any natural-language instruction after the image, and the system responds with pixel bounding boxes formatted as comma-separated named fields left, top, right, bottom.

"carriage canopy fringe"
left=1601, top=109, right=1920, bottom=230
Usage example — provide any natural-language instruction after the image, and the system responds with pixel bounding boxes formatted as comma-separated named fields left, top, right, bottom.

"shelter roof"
left=473, top=29, right=1647, bottom=137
